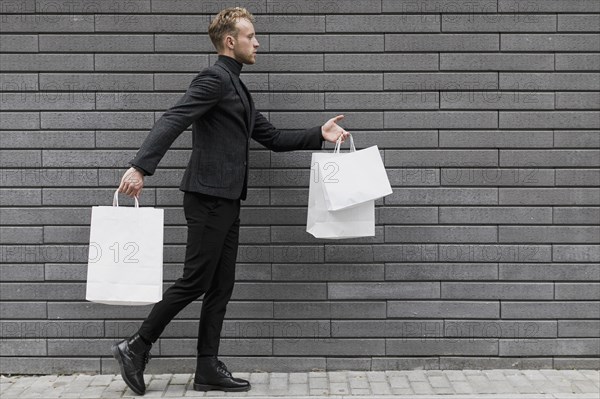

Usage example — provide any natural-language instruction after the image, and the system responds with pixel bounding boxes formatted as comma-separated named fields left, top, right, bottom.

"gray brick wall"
left=1, top=0, right=599, bottom=374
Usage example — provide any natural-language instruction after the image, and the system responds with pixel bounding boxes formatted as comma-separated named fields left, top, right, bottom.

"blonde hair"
left=208, top=7, right=255, bottom=51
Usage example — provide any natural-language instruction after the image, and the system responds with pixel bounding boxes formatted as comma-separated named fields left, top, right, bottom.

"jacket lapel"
left=239, top=79, right=255, bottom=135
left=216, top=62, right=252, bottom=137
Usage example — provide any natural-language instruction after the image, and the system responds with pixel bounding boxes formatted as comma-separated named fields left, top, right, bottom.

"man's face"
left=229, top=18, right=259, bottom=64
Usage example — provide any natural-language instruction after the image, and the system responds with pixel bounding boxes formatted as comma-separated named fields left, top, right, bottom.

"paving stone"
left=170, top=373, right=192, bottom=385
left=309, top=378, right=328, bottom=389
left=89, top=375, right=114, bottom=386
left=367, top=372, right=388, bottom=382
left=484, top=369, right=507, bottom=381
left=405, top=370, right=428, bottom=382
left=268, top=377, right=288, bottom=389
left=428, top=375, right=452, bottom=388
left=449, top=380, right=475, bottom=394
left=388, top=375, right=409, bottom=389
left=288, top=373, right=308, bottom=384
left=507, top=373, right=542, bottom=394
left=349, top=373, right=370, bottom=389
left=522, top=370, right=548, bottom=381
left=411, top=381, right=435, bottom=394
left=100, top=390, right=123, bottom=398
left=287, top=383, right=308, bottom=395
left=328, top=372, right=348, bottom=383
left=466, top=374, right=495, bottom=393
left=433, top=386, right=455, bottom=394
left=105, top=379, right=127, bottom=391
left=164, top=384, right=186, bottom=396
left=245, top=384, right=268, bottom=396
left=369, top=381, right=392, bottom=395
left=80, top=386, right=108, bottom=398
left=489, top=379, right=518, bottom=394
left=574, top=380, right=599, bottom=393
left=561, top=369, right=590, bottom=380
left=580, top=370, right=599, bottom=379
left=391, top=387, right=414, bottom=395
left=329, top=382, right=349, bottom=394
left=444, top=370, right=468, bottom=381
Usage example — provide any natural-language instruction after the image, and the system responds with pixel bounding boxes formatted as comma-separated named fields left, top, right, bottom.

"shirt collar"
left=217, top=54, right=243, bottom=77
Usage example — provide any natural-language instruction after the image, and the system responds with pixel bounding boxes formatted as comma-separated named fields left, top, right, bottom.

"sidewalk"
left=1, top=370, right=598, bottom=399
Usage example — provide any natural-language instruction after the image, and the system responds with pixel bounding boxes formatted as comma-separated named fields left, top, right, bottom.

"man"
left=113, top=6, right=350, bottom=396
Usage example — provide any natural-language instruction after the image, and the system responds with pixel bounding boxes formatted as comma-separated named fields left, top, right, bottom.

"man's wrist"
left=130, top=164, right=146, bottom=176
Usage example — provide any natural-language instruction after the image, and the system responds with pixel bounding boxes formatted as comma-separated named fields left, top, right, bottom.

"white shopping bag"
left=86, top=190, right=164, bottom=305
left=318, top=135, right=392, bottom=211
left=307, top=152, right=375, bottom=239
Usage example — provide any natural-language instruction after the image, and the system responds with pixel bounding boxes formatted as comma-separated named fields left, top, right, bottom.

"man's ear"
left=225, top=35, right=235, bottom=50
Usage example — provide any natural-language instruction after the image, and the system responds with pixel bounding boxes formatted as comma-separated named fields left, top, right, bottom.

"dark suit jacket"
left=129, top=56, right=325, bottom=200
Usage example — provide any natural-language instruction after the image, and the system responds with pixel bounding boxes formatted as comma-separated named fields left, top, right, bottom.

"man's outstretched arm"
left=129, top=70, right=223, bottom=176
left=251, top=112, right=350, bottom=152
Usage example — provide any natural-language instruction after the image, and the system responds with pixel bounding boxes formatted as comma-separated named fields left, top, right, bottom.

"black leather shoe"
left=111, top=333, right=152, bottom=395
left=193, top=356, right=250, bottom=392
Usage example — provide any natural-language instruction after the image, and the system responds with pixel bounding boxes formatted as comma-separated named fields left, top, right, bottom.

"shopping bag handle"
left=333, top=133, right=356, bottom=154
left=112, top=189, right=139, bottom=208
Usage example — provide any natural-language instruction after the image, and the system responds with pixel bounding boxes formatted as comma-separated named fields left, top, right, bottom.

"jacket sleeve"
left=251, top=110, right=325, bottom=152
left=128, top=69, right=223, bottom=176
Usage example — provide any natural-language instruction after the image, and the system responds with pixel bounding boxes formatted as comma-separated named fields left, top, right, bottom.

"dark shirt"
left=217, top=54, right=242, bottom=77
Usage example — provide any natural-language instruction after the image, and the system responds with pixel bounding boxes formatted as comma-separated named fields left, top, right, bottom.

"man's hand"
left=118, top=167, right=144, bottom=198
left=321, top=114, right=350, bottom=144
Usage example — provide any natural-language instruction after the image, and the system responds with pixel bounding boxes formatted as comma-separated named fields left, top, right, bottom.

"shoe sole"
left=193, top=382, right=251, bottom=392
left=111, top=344, right=145, bottom=396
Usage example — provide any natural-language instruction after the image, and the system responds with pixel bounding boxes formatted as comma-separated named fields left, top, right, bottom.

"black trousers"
left=138, top=191, right=241, bottom=356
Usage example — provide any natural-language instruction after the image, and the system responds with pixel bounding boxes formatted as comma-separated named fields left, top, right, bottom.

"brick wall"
left=1, top=0, right=599, bottom=374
